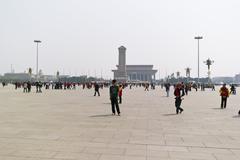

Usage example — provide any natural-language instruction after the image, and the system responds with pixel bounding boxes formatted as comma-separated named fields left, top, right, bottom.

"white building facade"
left=112, top=46, right=157, bottom=82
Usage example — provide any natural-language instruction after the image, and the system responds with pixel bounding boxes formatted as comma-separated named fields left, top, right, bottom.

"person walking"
left=230, top=84, right=236, bottom=95
left=165, top=83, right=170, bottom=97
left=212, top=85, right=215, bottom=91
left=36, top=81, right=39, bottom=93
left=144, top=83, right=149, bottom=91
left=15, top=82, right=18, bottom=90
left=219, top=84, right=230, bottom=109
left=23, top=82, right=28, bottom=93
left=27, top=81, right=31, bottom=92
left=118, top=84, right=123, bottom=104
left=181, top=82, right=185, bottom=96
left=185, top=83, right=189, bottom=96
left=94, top=82, right=100, bottom=96
left=110, top=79, right=120, bottom=116
left=174, top=83, right=184, bottom=114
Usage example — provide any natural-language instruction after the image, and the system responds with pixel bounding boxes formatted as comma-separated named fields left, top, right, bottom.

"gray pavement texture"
left=0, top=85, right=240, bottom=160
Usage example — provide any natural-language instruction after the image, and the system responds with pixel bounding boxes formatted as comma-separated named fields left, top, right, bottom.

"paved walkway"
left=0, top=85, right=239, bottom=160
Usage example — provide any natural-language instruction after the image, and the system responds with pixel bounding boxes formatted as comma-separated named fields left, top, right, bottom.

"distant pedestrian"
left=94, top=82, right=100, bottom=96
left=36, top=81, right=42, bottom=93
left=36, top=82, right=39, bottom=92
left=165, top=83, right=170, bottom=97
left=110, top=79, right=120, bottom=116
left=150, top=83, right=155, bottom=90
left=39, top=81, right=43, bottom=92
left=219, top=84, right=230, bottom=109
left=185, top=83, right=189, bottom=96
left=15, top=82, right=18, bottom=90
left=181, top=82, right=185, bottom=96
left=2, top=82, right=6, bottom=87
left=23, top=82, right=28, bottom=93
left=118, top=84, right=123, bottom=104
left=45, top=82, right=50, bottom=90
left=161, top=83, right=164, bottom=89
left=27, top=81, right=31, bottom=92
left=174, top=84, right=184, bottom=114
left=144, top=83, right=149, bottom=91
left=193, top=83, right=198, bottom=91
left=230, top=84, right=236, bottom=95
left=212, top=85, right=215, bottom=91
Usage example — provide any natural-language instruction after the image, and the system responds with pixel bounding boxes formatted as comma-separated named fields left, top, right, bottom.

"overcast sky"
left=1, top=0, right=240, bottom=79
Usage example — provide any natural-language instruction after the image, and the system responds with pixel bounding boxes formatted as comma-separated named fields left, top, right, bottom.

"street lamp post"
left=34, top=40, right=41, bottom=81
left=194, top=36, right=203, bottom=86
left=185, top=67, right=191, bottom=82
left=204, top=58, right=214, bottom=84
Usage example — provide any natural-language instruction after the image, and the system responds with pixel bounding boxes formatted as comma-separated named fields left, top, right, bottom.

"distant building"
left=234, top=74, right=240, bottom=83
left=4, top=73, right=31, bottom=81
left=42, top=75, right=58, bottom=82
left=212, top=77, right=234, bottom=84
left=112, top=46, right=157, bottom=82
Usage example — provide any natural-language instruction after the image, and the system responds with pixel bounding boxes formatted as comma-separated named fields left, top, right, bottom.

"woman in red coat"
left=118, top=84, right=123, bottom=104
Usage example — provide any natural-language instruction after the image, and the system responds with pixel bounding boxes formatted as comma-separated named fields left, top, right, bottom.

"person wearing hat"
left=174, top=83, right=184, bottom=114
left=219, top=83, right=230, bottom=109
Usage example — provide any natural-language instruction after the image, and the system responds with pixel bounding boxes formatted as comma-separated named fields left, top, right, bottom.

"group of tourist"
left=161, top=82, right=238, bottom=114
left=12, top=81, right=112, bottom=93
left=2, top=79, right=240, bottom=116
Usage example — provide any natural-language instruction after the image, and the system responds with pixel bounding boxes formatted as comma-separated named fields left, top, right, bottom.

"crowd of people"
left=1, top=80, right=239, bottom=116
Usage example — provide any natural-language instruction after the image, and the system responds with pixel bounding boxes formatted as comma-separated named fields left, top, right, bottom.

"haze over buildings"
left=1, top=0, right=240, bottom=79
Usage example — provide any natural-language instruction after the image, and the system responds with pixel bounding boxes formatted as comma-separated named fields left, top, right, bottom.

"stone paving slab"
left=0, top=85, right=240, bottom=160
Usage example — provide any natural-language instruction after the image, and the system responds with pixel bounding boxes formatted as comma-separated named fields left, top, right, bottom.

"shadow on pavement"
left=163, top=113, right=177, bottom=116
left=232, top=115, right=240, bottom=118
left=89, top=114, right=113, bottom=118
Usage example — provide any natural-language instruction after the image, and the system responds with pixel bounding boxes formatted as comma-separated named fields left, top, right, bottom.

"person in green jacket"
left=110, top=79, right=120, bottom=116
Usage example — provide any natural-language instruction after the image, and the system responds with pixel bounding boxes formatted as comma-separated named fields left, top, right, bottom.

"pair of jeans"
left=175, top=97, right=183, bottom=114
left=221, top=97, right=227, bottom=108
left=111, top=97, right=120, bottom=114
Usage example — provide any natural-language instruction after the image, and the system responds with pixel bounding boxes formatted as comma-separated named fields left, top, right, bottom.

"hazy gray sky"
left=1, top=0, right=240, bottom=78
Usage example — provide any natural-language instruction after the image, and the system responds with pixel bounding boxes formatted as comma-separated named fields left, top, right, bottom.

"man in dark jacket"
left=110, top=79, right=120, bottom=116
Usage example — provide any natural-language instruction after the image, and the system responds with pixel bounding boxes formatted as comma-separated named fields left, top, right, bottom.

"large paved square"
left=0, top=85, right=240, bottom=160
